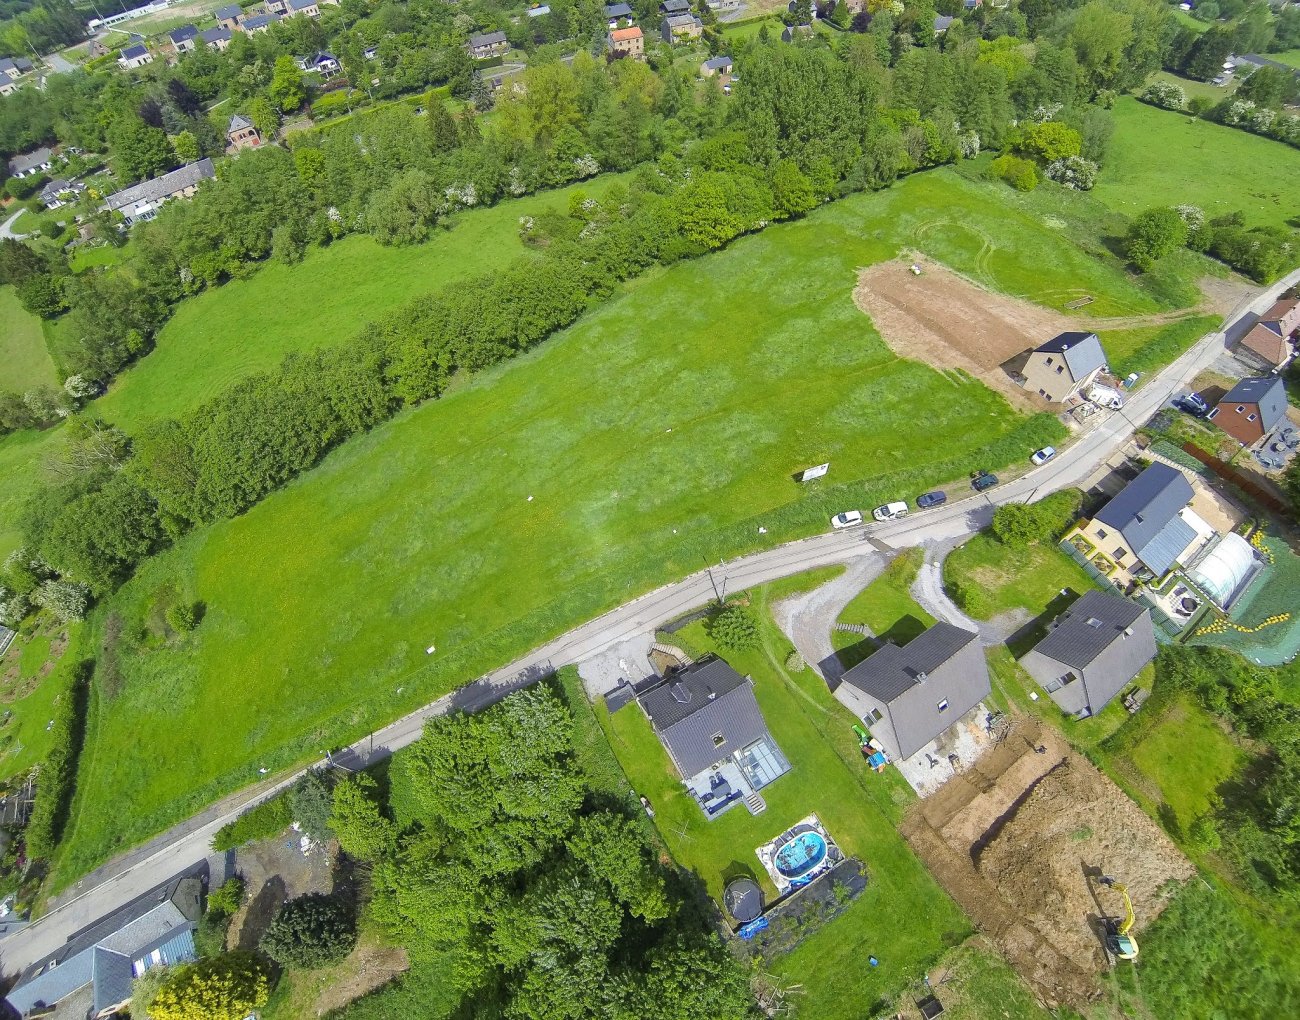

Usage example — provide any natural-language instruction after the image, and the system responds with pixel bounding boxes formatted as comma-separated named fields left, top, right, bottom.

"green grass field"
left=600, top=573, right=970, bottom=1020
left=1269, top=49, right=1300, bottom=70
left=95, top=177, right=629, bottom=431
left=0, top=428, right=61, bottom=560
left=1143, top=69, right=1232, bottom=105
left=1093, top=98, right=1300, bottom=230
left=0, top=286, right=58, bottom=392
left=943, top=533, right=1098, bottom=621
left=832, top=549, right=935, bottom=669
left=0, top=623, right=84, bottom=783
left=1105, top=314, right=1220, bottom=381
left=68, top=244, right=132, bottom=273
left=50, top=166, right=1205, bottom=883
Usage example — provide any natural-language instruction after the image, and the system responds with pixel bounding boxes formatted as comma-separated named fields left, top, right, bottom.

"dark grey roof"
left=121, top=43, right=148, bottom=59
left=243, top=12, right=280, bottom=28
left=169, top=25, right=199, bottom=42
left=1034, top=331, right=1106, bottom=382
left=288, top=0, right=318, bottom=9
left=1020, top=592, right=1156, bottom=716
left=703, top=55, right=733, bottom=69
left=6, top=877, right=200, bottom=1018
left=605, top=2, right=634, bottom=15
left=841, top=623, right=989, bottom=759
left=215, top=3, right=243, bottom=17
left=469, top=30, right=508, bottom=46
left=639, top=657, right=771, bottom=778
left=1094, top=463, right=1194, bottom=575
left=934, top=14, right=954, bottom=29
left=1027, top=591, right=1145, bottom=671
left=1221, top=376, right=1287, bottom=432
left=104, top=158, right=215, bottom=213
left=662, top=0, right=691, bottom=9
left=842, top=622, right=977, bottom=703
left=201, top=26, right=232, bottom=43
left=665, top=12, right=699, bottom=26
left=228, top=112, right=253, bottom=131
left=0, top=56, right=32, bottom=75
left=7, top=147, right=52, bottom=174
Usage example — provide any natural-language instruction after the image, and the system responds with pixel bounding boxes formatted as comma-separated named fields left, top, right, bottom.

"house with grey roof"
left=242, top=12, right=283, bottom=32
left=662, top=12, right=703, bottom=41
left=1019, top=591, right=1156, bottom=718
left=701, top=55, right=733, bottom=76
left=835, top=622, right=990, bottom=761
left=1072, top=462, right=1213, bottom=588
left=287, top=0, right=321, bottom=17
left=1020, top=331, right=1108, bottom=403
left=166, top=25, right=199, bottom=55
left=1210, top=376, right=1288, bottom=448
left=201, top=26, right=233, bottom=51
left=39, top=178, right=85, bottom=210
left=466, top=31, right=509, bottom=58
left=215, top=3, right=244, bottom=29
left=7, top=147, right=53, bottom=178
left=118, top=43, right=153, bottom=69
left=660, top=0, right=691, bottom=11
left=0, top=56, right=34, bottom=81
left=5, top=875, right=200, bottom=1020
left=604, top=2, right=634, bottom=26
left=638, top=656, right=790, bottom=817
left=102, top=158, right=216, bottom=226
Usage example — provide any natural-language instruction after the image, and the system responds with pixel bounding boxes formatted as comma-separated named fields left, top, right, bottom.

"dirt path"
left=772, top=553, right=886, bottom=686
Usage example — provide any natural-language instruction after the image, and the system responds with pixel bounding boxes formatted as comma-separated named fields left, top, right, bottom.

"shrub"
left=1141, top=81, right=1187, bottom=111
left=290, top=770, right=334, bottom=841
left=165, top=600, right=202, bottom=632
left=260, top=892, right=357, bottom=968
left=1125, top=207, right=1188, bottom=271
left=150, top=952, right=273, bottom=1020
left=24, top=664, right=91, bottom=860
left=1044, top=156, right=1098, bottom=191
left=206, top=876, right=245, bottom=918
left=990, top=154, right=1038, bottom=192
left=990, top=490, right=1082, bottom=547
left=785, top=649, right=806, bottom=672
left=708, top=604, right=759, bottom=651
left=212, top=793, right=293, bottom=851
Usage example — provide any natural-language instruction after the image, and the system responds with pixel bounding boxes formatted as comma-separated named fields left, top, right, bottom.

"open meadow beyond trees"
left=52, top=166, right=1208, bottom=882
left=0, top=286, right=57, bottom=393
left=1092, top=98, right=1300, bottom=230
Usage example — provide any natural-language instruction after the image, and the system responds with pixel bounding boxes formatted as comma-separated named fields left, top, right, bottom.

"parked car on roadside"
left=916, top=490, right=947, bottom=509
left=971, top=472, right=999, bottom=492
left=1031, top=446, right=1057, bottom=466
left=873, top=501, right=908, bottom=521
left=831, top=510, right=864, bottom=529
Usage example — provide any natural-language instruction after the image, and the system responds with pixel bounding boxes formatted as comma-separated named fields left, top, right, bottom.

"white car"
left=1031, top=446, right=1057, bottom=466
left=831, top=511, right=864, bottom=530
left=872, top=502, right=908, bottom=522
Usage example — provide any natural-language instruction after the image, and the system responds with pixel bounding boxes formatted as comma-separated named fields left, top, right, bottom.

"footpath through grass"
left=1093, top=98, right=1300, bottom=231
left=599, top=572, right=969, bottom=1020
left=52, top=167, right=1201, bottom=883
left=95, top=176, right=629, bottom=432
left=0, top=285, right=57, bottom=392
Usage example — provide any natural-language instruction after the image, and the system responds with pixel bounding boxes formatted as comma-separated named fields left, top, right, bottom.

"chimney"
left=915, top=671, right=928, bottom=684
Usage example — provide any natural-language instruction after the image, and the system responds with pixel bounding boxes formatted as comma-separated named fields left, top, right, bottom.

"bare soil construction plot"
left=901, top=718, right=1193, bottom=1010
left=853, top=258, right=1220, bottom=410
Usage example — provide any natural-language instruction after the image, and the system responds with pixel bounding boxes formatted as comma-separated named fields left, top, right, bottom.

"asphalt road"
left=3, top=267, right=1296, bottom=975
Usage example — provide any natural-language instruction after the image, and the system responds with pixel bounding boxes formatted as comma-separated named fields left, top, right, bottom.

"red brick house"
left=1209, top=376, right=1288, bottom=447
left=1237, top=295, right=1299, bottom=373
left=226, top=114, right=262, bottom=153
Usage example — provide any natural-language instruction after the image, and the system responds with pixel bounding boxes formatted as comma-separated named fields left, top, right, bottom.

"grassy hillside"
left=0, top=429, right=61, bottom=560
left=1093, top=98, right=1300, bottom=230
left=95, top=176, right=629, bottom=432
left=0, top=286, right=58, bottom=392
left=50, top=167, right=1203, bottom=882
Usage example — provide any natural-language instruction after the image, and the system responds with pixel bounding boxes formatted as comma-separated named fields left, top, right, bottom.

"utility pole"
left=704, top=562, right=724, bottom=606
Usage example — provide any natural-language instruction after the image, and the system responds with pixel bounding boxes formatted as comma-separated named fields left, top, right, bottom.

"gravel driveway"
left=910, top=539, right=1031, bottom=646
left=772, top=552, right=886, bottom=687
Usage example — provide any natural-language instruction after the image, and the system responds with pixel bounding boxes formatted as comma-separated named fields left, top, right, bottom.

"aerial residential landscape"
left=0, top=0, right=1298, bottom=1017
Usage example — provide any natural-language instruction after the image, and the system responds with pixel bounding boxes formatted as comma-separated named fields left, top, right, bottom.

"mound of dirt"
left=977, top=755, right=1194, bottom=967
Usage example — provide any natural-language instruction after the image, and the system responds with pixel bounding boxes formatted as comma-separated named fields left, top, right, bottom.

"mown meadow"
left=50, top=165, right=1217, bottom=882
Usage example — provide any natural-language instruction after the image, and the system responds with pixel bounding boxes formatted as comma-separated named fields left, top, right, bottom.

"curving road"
left=3, top=267, right=1297, bottom=975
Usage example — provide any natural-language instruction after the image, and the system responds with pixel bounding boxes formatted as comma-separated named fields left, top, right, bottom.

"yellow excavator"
left=1099, top=876, right=1139, bottom=961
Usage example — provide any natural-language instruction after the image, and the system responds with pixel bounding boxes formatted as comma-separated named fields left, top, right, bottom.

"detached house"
left=226, top=113, right=262, bottom=152
left=660, top=0, right=691, bottom=11
left=39, top=178, right=85, bottom=209
left=118, top=44, right=153, bottom=69
left=242, top=12, right=283, bottom=32
left=165, top=25, right=199, bottom=56
left=287, top=0, right=321, bottom=17
left=201, top=26, right=233, bottom=51
left=215, top=3, right=243, bottom=29
left=637, top=657, right=791, bottom=818
left=466, top=31, right=510, bottom=58
left=662, top=12, right=703, bottom=42
left=608, top=25, right=645, bottom=58
left=103, top=158, right=216, bottom=226
left=1237, top=296, right=1299, bottom=373
left=835, top=622, right=990, bottom=761
left=1210, top=377, right=1288, bottom=448
left=604, top=2, right=634, bottom=26
left=7, top=147, right=53, bottom=178
left=701, top=55, right=733, bottom=77
left=1020, top=331, right=1107, bottom=403
left=296, top=52, right=341, bottom=78
left=0, top=56, right=33, bottom=81
left=5, top=876, right=201, bottom=1020
left=1071, top=462, right=1213, bottom=588
left=1019, top=591, right=1157, bottom=718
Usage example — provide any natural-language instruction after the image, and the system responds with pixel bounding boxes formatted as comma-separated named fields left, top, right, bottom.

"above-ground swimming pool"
left=773, top=830, right=827, bottom=880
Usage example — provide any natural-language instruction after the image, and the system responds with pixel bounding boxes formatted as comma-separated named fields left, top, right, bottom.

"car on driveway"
left=1176, top=392, right=1210, bottom=417
left=831, top=510, right=864, bottom=529
left=916, top=490, right=947, bottom=509
left=873, top=501, right=908, bottom=521
left=1031, top=446, right=1057, bottom=466
left=971, top=472, right=998, bottom=492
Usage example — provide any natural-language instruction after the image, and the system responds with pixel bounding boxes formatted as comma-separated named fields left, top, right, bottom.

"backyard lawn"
left=52, top=166, right=1204, bottom=883
left=1104, top=314, right=1220, bottom=381
left=1093, top=98, right=1300, bottom=231
left=943, top=532, right=1099, bottom=622
left=0, top=285, right=57, bottom=392
left=832, top=548, right=935, bottom=669
left=599, top=573, right=970, bottom=1020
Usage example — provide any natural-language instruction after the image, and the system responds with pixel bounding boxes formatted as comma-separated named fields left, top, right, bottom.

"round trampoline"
left=723, top=877, right=763, bottom=924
